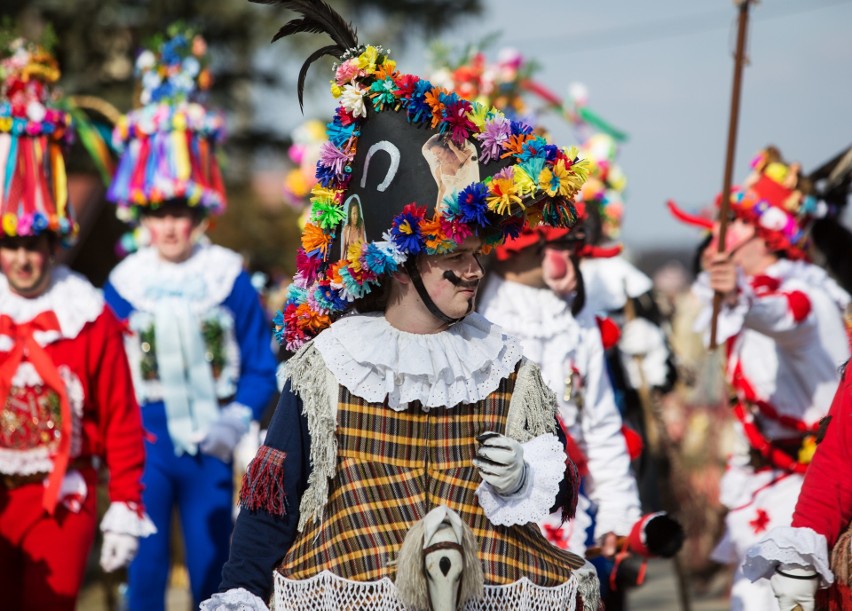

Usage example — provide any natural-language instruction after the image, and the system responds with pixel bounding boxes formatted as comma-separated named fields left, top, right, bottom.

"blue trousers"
left=128, top=402, right=234, bottom=611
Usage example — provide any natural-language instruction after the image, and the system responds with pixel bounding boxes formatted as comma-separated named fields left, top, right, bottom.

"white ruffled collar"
left=312, top=311, right=523, bottom=410
left=0, top=266, right=103, bottom=346
left=479, top=275, right=580, bottom=344
left=109, top=239, right=243, bottom=314
left=580, top=256, right=653, bottom=313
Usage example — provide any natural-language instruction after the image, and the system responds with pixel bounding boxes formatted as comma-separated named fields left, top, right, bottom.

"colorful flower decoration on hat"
left=433, top=47, right=630, bottom=248
left=107, top=24, right=225, bottom=221
left=266, top=5, right=591, bottom=350
left=575, top=132, right=627, bottom=242
left=728, top=147, right=823, bottom=260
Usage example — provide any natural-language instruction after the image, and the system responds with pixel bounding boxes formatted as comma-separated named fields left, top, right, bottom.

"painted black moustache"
left=442, top=270, right=479, bottom=290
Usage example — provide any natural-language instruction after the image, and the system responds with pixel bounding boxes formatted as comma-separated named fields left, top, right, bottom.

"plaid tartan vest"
left=278, top=370, right=585, bottom=585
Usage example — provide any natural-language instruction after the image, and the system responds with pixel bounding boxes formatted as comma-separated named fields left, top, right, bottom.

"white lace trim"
left=0, top=266, right=103, bottom=346
left=200, top=588, right=269, bottom=611
left=743, top=526, right=833, bottom=587
left=273, top=570, right=578, bottom=611
left=109, top=240, right=243, bottom=315
left=475, top=433, right=567, bottom=527
left=99, top=501, right=157, bottom=537
left=478, top=276, right=581, bottom=342
left=312, top=312, right=523, bottom=410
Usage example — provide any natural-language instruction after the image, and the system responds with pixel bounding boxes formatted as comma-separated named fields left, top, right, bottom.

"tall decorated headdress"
left=262, top=0, right=590, bottom=350
left=575, top=132, right=627, bottom=244
left=433, top=48, right=623, bottom=263
left=107, top=24, right=226, bottom=221
left=730, top=146, right=822, bottom=260
left=0, top=38, right=75, bottom=241
left=668, top=146, right=823, bottom=261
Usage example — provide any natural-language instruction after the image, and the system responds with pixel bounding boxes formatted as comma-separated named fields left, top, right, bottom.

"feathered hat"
left=107, top=24, right=226, bottom=221
left=0, top=38, right=75, bottom=241
left=261, top=0, right=590, bottom=350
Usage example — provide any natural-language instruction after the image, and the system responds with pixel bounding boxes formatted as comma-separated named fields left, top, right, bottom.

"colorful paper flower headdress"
left=730, top=146, right=823, bottom=259
left=107, top=24, right=225, bottom=220
left=435, top=48, right=625, bottom=259
left=0, top=38, right=76, bottom=241
left=668, top=146, right=824, bottom=260
left=261, top=0, right=591, bottom=350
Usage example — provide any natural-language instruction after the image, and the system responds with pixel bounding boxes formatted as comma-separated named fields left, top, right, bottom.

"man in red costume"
left=0, top=38, right=154, bottom=611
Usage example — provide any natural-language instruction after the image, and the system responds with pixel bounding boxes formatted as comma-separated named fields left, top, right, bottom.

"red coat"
left=792, top=368, right=852, bottom=547
left=0, top=270, right=145, bottom=511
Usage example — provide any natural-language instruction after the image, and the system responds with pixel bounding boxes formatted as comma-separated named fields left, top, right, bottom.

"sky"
left=261, top=0, right=852, bottom=253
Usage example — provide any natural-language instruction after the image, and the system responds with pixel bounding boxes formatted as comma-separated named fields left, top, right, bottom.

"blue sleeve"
left=223, top=271, right=279, bottom=419
left=219, top=381, right=312, bottom=600
left=103, top=280, right=135, bottom=321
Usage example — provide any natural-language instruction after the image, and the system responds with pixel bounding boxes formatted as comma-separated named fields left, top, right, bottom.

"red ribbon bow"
left=0, top=311, right=72, bottom=514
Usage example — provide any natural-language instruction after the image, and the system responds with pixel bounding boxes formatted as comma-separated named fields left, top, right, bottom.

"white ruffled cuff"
left=475, top=433, right=566, bottom=527
left=100, top=501, right=158, bottom=538
left=693, top=273, right=751, bottom=345
left=200, top=587, right=269, bottom=611
left=742, top=526, right=833, bottom=587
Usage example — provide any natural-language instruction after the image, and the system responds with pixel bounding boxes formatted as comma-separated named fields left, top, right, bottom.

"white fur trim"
left=0, top=364, right=86, bottom=475
left=743, top=526, right=833, bottom=587
left=0, top=266, right=103, bottom=346
left=475, top=433, right=567, bottom=527
left=100, top=501, right=157, bottom=537
left=312, top=312, right=523, bottom=410
left=109, top=241, right=243, bottom=315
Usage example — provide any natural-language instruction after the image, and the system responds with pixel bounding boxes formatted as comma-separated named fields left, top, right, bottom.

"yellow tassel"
left=172, top=131, right=190, bottom=181
left=51, top=144, right=67, bottom=218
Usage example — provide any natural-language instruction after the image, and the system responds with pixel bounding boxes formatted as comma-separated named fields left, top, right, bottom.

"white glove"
left=769, top=564, right=819, bottom=611
left=99, top=532, right=139, bottom=573
left=198, top=404, right=252, bottom=462
left=473, top=432, right=527, bottom=496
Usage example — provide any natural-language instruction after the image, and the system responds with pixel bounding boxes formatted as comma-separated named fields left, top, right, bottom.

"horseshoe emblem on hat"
left=361, top=141, right=401, bottom=192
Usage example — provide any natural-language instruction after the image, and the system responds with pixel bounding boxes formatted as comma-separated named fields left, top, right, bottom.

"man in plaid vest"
left=201, top=1, right=602, bottom=609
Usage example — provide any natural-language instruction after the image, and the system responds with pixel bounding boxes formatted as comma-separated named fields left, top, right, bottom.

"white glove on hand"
left=99, top=532, right=139, bottom=573
left=473, top=432, right=527, bottom=496
left=198, top=404, right=252, bottom=462
left=770, top=564, right=819, bottom=611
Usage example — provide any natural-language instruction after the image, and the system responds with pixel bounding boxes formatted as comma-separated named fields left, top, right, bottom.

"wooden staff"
left=709, top=0, right=754, bottom=349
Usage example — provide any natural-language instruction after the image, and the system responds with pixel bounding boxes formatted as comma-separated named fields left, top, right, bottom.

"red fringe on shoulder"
left=239, top=445, right=289, bottom=517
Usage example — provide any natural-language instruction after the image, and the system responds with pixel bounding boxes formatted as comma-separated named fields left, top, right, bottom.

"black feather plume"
left=250, top=0, right=360, bottom=110
left=297, top=44, right=341, bottom=111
